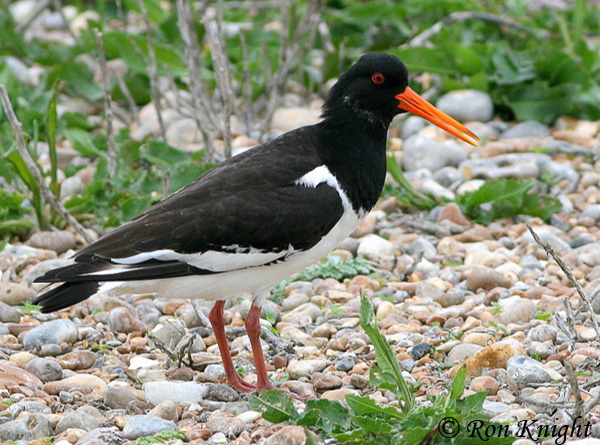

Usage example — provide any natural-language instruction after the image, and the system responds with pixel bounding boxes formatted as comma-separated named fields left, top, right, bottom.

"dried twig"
left=192, top=300, right=212, bottom=328
left=114, top=71, right=140, bottom=125
left=93, top=29, right=117, bottom=179
left=15, top=0, right=52, bottom=33
left=527, top=224, right=600, bottom=340
left=176, top=0, right=217, bottom=160
left=138, top=0, right=166, bottom=142
left=0, top=85, right=95, bottom=244
left=402, top=11, right=548, bottom=49
left=564, top=359, right=585, bottom=421
left=204, top=4, right=235, bottom=158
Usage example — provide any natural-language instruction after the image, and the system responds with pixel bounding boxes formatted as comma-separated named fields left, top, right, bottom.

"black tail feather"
left=33, top=282, right=99, bottom=313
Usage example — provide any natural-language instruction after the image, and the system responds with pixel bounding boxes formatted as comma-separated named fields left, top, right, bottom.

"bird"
left=33, top=53, right=478, bottom=393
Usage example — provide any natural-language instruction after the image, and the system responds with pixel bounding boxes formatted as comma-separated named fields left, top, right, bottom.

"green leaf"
left=346, top=394, right=403, bottom=419
left=5, top=149, right=45, bottom=229
left=249, top=390, right=299, bottom=423
left=394, top=47, right=455, bottom=75
left=64, top=128, right=103, bottom=157
left=360, top=295, right=415, bottom=413
left=448, top=365, right=467, bottom=405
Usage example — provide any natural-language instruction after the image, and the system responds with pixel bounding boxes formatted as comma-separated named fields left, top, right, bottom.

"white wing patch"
left=110, top=245, right=297, bottom=272
left=294, top=165, right=339, bottom=189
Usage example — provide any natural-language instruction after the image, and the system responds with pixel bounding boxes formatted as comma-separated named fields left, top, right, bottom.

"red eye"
left=371, top=73, right=385, bottom=84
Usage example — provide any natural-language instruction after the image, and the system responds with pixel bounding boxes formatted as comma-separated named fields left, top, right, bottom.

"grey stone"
left=56, top=410, right=99, bottom=433
left=0, top=323, right=8, bottom=335
left=7, top=401, right=50, bottom=418
left=408, top=238, right=437, bottom=260
left=527, top=324, right=558, bottom=343
left=582, top=205, right=600, bottom=222
left=23, top=319, right=78, bottom=349
left=482, top=401, right=510, bottom=418
left=335, top=357, right=355, bottom=372
left=205, top=364, right=226, bottom=380
left=436, top=89, right=494, bottom=123
left=27, top=230, right=78, bottom=255
left=24, top=358, right=63, bottom=382
left=205, top=383, right=240, bottom=402
left=507, top=355, right=555, bottom=389
left=500, top=121, right=550, bottom=139
left=0, top=413, right=52, bottom=442
left=60, top=176, right=84, bottom=200
left=521, top=228, right=571, bottom=254
left=122, top=414, right=176, bottom=440
left=499, top=296, right=537, bottom=324
left=79, top=427, right=126, bottom=445
left=526, top=341, right=556, bottom=359
left=150, top=321, right=185, bottom=350
left=43, top=12, right=68, bottom=30
left=0, top=302, right=21, bottom=323
left=410, top=342, right=431, bottom=360
left=400, top=116, right=427, bottom=139
left=432, top=166, right=463, bottom=188
left=403, top=135, right=468, bottom=172
left=270, top=107, right=320, bottom=132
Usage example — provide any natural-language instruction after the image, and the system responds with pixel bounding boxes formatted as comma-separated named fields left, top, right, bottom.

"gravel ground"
left=2, top=2, right=600, bottom=444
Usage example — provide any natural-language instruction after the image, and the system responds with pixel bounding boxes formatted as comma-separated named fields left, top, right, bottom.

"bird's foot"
left=227, top=375, right=257, bottom=392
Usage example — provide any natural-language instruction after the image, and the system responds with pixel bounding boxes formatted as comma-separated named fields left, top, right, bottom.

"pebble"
left=498, top=296, right=537, bottom=325
left=470, top=376, right=499, bottom=395
left=264, top=425, right=312, bottom=445
left=357, top=234, right=394, bottom=257
left=0, top=282, right=35, bottom=306
left=108, top=307, right=148, bottom=334
left=410, top=342, right=431, bottom=360
left=24, top=357, right=63, bottom=382
left=466, top=267, right=513, bottom=291
left=143, top=381, right=208, bottom=405
left=287, top=359, right=327, bottom=379
left=60, top=176, right=84, bottom=200
left=436, top=90, right=494, bottom=123
left=433, top=166, right=463, bottom=188
left=400, top=116, right=427, bottom=139
left=447, top=344, right=483, bottom=364
left=27, top=230, right=78, bottom=254
left=0, top=413, right=52, bottom=442
left=149, top=400, right=179, bottom=422
left=500, top=121, right=550, bottom=139
left=122, top=414, right=177, bottom=440
left=402, top=135, right=468, bottom=172
left=271, top=107, right=321, bottom=132
left=205, top=413, right=244, bottom=438
left=44, top=373, right=107, bottom=395
left=55, top=410, right=99, bottom=434
left=335, top=357, right=355, bottom=372
left=0, top=302, right=21, bottom=322
left=507, top=355, right=561, bottom=389
left=23, top=319, right=79, bottom=349
left=312, top=372, right=343, bottom=390
left=104, top=385, right=145, bottom=409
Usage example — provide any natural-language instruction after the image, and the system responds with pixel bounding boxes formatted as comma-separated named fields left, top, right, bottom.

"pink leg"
left=246, top=303, right=276, bottom=391
left=209, top=300, right=256, bottom=391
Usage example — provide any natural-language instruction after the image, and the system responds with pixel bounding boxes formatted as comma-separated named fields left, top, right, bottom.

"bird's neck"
left=316, top=115, right=389, bottom=215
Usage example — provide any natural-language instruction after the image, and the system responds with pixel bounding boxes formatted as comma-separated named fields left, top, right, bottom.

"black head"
left=322, top=53, right=479, bottom=145
left=322, top=53, right=409, bottom=128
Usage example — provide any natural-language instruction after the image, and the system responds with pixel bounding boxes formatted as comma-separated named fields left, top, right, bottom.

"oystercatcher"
left=34, top=53, right=478, bottom=392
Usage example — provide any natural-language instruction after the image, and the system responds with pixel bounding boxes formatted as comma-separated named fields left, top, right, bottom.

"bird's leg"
left=246, top=302, right=276, bottom=392
left=209, top=300, right=256, bottom=391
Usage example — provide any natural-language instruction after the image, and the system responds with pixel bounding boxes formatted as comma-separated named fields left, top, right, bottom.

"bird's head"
left=322, top=53, right=478, bottom=146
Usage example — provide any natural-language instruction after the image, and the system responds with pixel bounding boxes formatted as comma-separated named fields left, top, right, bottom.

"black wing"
left=35, top=126, right=345, bottom=285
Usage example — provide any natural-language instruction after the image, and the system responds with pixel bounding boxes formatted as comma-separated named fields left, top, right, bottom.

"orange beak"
left=396, top=87, right=479, bottom=146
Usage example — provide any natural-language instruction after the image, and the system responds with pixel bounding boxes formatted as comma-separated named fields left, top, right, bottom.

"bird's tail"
left=33, top=282, right=99, bottom=313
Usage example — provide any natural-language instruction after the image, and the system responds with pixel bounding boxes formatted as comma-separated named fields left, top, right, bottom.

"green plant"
left=384, top=155, right=440, bottom=210
left=135, top=430, right=185, bottom=444
left=455, top=178, right=561, bottom=225
left=270, top=255, right=377, bottom=303
left=251, top=295, right=513, bottom=444
left=0, top=190, right=34, bottom=234
left=19, top=301, right=42, bottom=315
